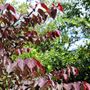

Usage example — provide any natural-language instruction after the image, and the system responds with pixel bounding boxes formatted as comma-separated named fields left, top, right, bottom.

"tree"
left=0, top=0, right=90, bottom=89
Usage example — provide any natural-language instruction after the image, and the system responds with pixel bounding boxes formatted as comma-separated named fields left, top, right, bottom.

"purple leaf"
left=63, top=83, right=72, bottom=90
left=72, top=82, right=81, bottom=90
left=55, top=30, right=61, bottom=37
left=57, top=3, right=63, bottom=12
left=0, top=5, right=4, bottom=11
left=5, top=3, right=16, bottom=13
left=24, top=58, right=36, bottom=72
left=63, top=73, right=68, bottom=81
left=41, top=3, right=49, bottom=11
left=85, top=82, right=90, bottom=89
left=67, top=66, right=71, bottom=77
left=56, top=83, right=63, bottom=90
left=15, top=49, right=21, bottom=55
left=17, top=59, right=25, bottom=71
left=35, top=77, right=47, bottom=88
left=50, top=7, right=57, bottom=19
left=25, top=58, right=45, bottom=74
left=71, top=66, right=79, bottom=76
left=5, top=59, right=17, bottom=74
left=82, top=81, right=90, bottom=90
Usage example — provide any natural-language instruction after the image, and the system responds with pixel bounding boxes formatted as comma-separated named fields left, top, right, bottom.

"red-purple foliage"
left=0, top=2, right=90, bottom=90
left=0, top=48, right=90, bottom=89
left=0, top=2, right=61, bottom=55
left=57, top=3, right=64, bottom=12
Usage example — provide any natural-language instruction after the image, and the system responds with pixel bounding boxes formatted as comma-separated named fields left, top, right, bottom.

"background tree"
left=0, top=0, right=90, bottom=89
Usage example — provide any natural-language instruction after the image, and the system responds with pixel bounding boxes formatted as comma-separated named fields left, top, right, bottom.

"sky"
left=68, top=38, right=90, bottom=51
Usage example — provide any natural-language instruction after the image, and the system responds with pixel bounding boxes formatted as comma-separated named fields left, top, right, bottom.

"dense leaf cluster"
left=0, top=1, right=90, bottom=90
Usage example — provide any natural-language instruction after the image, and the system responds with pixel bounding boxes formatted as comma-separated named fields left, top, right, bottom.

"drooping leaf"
left=17, top=59, right=25, bottom=71
left=50, top=7, right=57, bottom=19
left=38, top=9, right=47, bottom=21
left=5, top=59, right=17, bottom=74
left=15, top=49, right=22, bottom=55
left=35, top=77, right=47, bottom=88
left=71, top=66, right=79, bottom=76
left=55, top=30, right=61, bottom=37
left=0, top=5, right=5, bottom=11
left=5, top=3, right=16, bottom=13
left=57, top=3, right=63, bottom=12
left=41, top=3, right=49, bottom=11
left=72, top=82, right=81, bottom=90
left=82, top=81, right=90, bottom=90
left=25, top=58, right=36, bottom=72
left=33, top=58, right=45, bottom=74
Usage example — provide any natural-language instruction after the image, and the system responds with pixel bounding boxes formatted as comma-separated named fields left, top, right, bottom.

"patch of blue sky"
left=68, top=38, right=90, bottom=51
